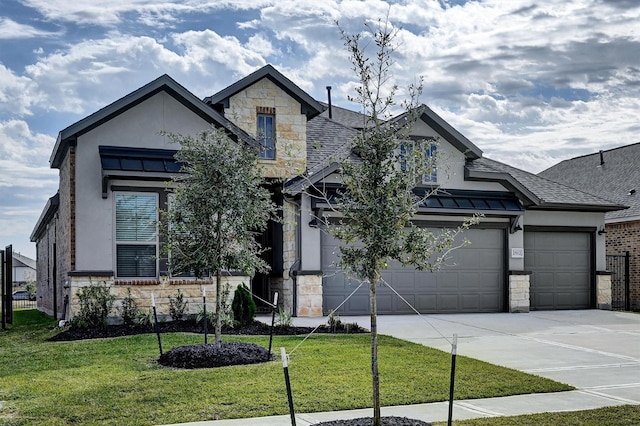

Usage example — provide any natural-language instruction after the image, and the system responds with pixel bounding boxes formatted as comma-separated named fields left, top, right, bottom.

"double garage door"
left=322, top=227, right=506, bottom=315
left=322, top=228, right=593, bottom=314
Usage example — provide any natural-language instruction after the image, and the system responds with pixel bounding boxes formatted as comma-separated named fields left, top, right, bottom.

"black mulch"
left=314, top=417, right=432, bottom=425
left=48, top=319, right=367, bottom=342
left=158, top=341, right=272, bottom=369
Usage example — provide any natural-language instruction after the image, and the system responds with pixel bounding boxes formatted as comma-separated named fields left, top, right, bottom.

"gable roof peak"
left=204, top=64, right=324, bottom=120
left=49, top=73, right=257, bottom=169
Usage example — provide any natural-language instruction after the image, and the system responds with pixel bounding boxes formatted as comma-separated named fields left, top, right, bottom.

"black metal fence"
left=606, top=252, right=630, bottom=311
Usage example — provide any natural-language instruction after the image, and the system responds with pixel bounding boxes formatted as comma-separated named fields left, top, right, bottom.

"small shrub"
left=118, top=288, right=140, bottom=326
left=231, top=283, right=256, bottom=327
left=136, top=309, right=153, bottom=327
left=328, top=310, right=342, bottom=332
left=25, top=281, right=36, bottom=300
left=71, top=283, right=116, bottom=330
left=196, top=307, right=216, bottom=329
left=275, top=307, right=292, bottom=327
left=169, top=289, right=187, bottom=321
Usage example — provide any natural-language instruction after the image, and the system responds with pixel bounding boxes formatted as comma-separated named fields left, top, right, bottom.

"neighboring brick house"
left=31, top=65, right=624, bottom=321
left=540, top=144, right=640, bottom=310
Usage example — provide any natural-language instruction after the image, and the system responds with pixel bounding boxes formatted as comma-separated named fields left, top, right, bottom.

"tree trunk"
left=215, top=215, right=222, bottom=347
left=215, top=267, right=222, bottom=346
left=370, top=274, right=381, bottom=426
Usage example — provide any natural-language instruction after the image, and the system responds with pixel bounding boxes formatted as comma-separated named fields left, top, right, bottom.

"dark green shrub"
left=118, top=288, right=140, bottom=326
left=169, top=289, right=187, bottom=321
left=71, top=283, right=116, bottom=329
left=231, top=283, right=256, bottom=327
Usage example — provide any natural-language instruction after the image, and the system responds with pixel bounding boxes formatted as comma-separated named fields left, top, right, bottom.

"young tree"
left=331, top=19, right=479, bottom=425
left=161, top=128, right=277, bottom=345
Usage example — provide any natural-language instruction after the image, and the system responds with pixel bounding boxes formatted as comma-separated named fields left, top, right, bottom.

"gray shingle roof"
left=467, top=157, right=626, bottom=212
left=539, top=143, right=640, bottom=220
left=306, top=115, right=360, bottom=176
left=318, top=102, right=368, bottom=129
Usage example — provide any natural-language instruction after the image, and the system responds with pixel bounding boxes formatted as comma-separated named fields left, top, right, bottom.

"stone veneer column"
left=295, top=273, right=323, bottom=317
left=596, top=272, right=612, bottom=310
left=509, top=272, right=530, bottom=313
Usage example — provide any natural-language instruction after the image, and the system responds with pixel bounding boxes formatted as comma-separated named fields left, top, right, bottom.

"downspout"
left=283, top=195, right=302, bottom=316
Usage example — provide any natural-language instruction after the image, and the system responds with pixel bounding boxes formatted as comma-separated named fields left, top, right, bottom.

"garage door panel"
left=438, top=294, right=459, bottom=311
left=525, top=231, right=592, bottom=310
left=322, top=227, right=505, bottom=314
left=389, top=271, right=416, bottom=290
left=416, top=295, right=437, bottom=311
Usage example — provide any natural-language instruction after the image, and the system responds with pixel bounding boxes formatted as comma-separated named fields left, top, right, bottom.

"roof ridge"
left=481, top=157, right=624, bottom=206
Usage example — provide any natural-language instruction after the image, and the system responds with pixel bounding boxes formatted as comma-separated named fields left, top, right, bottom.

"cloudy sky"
left=1, top=0, right=639, bottom=258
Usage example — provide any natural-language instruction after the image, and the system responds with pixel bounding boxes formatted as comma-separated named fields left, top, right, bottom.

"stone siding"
left=605, top=221, right=640, bottom=310
left=596, top=273, right=612, bottom=310
left=226, top=78, right=306, bottom=178
left=509, top=273, right=530, bottom=313
left=68, top=275, right=248, bottom=321
left=296, top=274, right=323, bottom=317
left=280, top=200, right=298, bottom=314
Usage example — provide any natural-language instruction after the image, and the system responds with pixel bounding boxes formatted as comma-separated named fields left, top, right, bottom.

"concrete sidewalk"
left=162, top=310, right=640, bottom=425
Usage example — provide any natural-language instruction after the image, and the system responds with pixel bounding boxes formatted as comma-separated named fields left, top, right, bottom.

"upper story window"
left=115, top=192, right=158, bottom=278
left=399, top=140, right=438, bottom=184
left=257, top=106, right=276, bottom=160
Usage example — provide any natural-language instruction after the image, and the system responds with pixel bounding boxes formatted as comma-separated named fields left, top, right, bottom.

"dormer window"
left=257, top=106, right=276, bottom=159
left=399, top=140, right=438, bottom=184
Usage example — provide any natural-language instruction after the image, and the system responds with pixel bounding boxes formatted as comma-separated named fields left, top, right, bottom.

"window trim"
left=257, top=113, right=276, bottom=160
left=399, top=140, right=438, bottom=185
left=113, top=191, right=159, bottom=279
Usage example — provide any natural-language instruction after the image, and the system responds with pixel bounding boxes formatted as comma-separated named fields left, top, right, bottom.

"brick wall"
left=605, top=220, right=640, bottom=310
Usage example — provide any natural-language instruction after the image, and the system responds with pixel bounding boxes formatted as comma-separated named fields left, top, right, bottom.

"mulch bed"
left=314, top=417, right=432, bottom=425
left=158, top=341, right=272, bottom=368
left=48, top=319, right=367, bottom=342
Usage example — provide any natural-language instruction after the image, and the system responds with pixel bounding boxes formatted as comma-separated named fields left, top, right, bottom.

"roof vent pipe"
left=599, top=150, right=605, bottom=166
left=326, top=86, right=332, bottom=119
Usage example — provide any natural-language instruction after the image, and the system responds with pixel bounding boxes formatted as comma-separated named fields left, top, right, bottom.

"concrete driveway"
left=163, top=310, right=639, bottom=425
left=293, top=310, right=640, bottom=406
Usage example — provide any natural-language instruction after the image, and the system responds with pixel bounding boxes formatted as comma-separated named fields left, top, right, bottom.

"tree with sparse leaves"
left=329, top=19, right=479, bottom=426
left=161, top=128, right=277, bottom=346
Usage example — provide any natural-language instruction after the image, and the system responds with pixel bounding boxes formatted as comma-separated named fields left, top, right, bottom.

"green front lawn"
left=439, top=405, right=640, bottom=425
left=0, top=310, right=572, bottom=425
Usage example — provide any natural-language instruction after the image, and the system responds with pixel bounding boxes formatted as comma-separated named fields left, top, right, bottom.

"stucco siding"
left=73, top=92, right=212, bottom=272
left=523, top=210, right=605, bottom=271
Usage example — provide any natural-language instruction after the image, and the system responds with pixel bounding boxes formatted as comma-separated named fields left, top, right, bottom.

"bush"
left=231, top=283, right=256, bottom=327
left=169, top=289, right=187, bottom=321
left=275, top=307, right=292, bottom=327
left=71, top=283, right=116, bottom=330
left=118, top=288, right=140, bottom=326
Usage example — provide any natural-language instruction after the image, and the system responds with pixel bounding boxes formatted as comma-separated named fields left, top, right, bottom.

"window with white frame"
left=115, top=192, right=158, bottom=278
left=399, top=140, right=438, bottom=184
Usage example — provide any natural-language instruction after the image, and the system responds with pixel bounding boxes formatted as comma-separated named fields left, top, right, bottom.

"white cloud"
left=172, top=30, right=267, bottom=77
left=19, top=0, right=272, bottom=27
left=0, top=119, right=56, bottom=179
left=0, top=65, right=38, bottom=116
left=0, top=17, right=61, bottom=39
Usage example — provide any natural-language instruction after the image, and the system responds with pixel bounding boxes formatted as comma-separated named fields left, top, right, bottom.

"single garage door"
left=322, top=227, right=505, bottom=315
left=524, top=231, right=592, bottom=310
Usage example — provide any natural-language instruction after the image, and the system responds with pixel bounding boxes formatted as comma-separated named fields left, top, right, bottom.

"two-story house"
left=31, top=65, right=624, bottom=320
